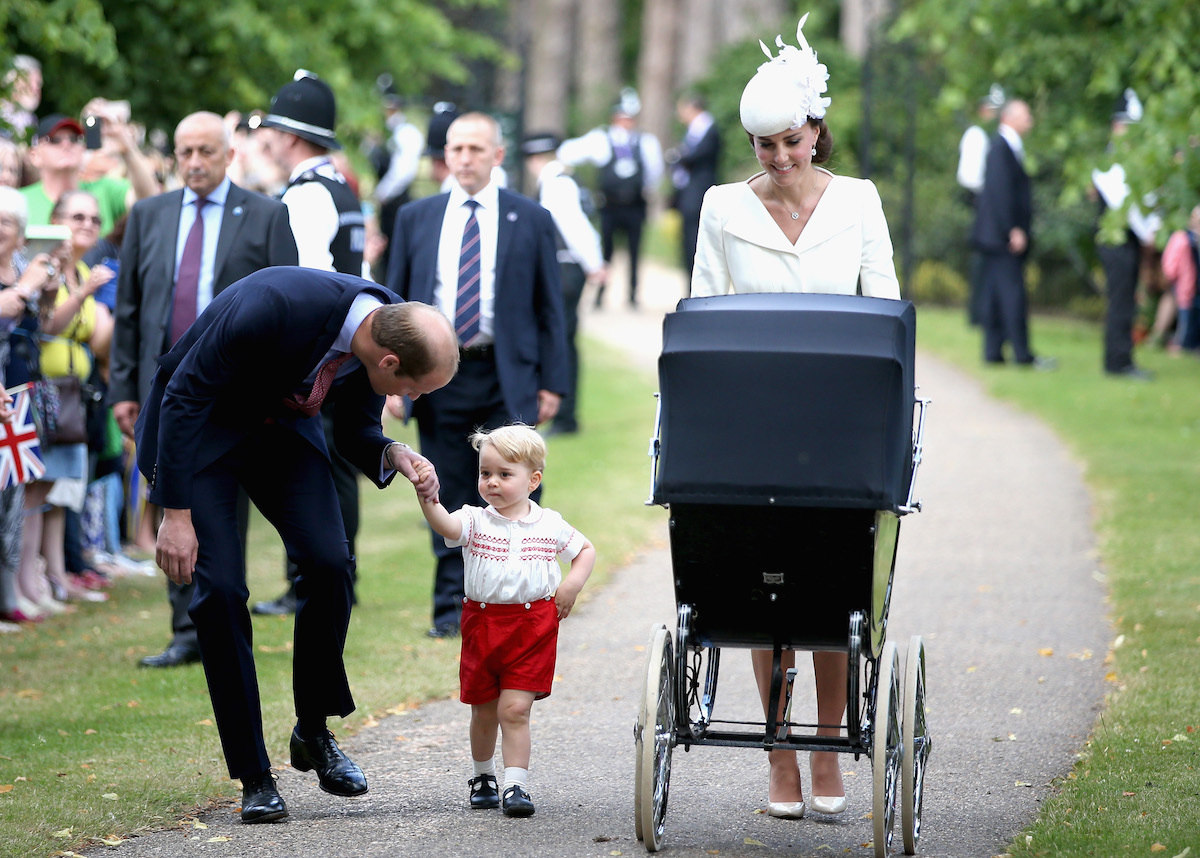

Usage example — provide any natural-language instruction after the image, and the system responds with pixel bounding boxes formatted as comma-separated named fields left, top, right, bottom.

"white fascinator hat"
left=739, top=13, right=831, bottom=137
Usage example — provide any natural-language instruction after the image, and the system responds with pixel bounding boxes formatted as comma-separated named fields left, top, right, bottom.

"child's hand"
left=555, top=580, right=583, bottom=619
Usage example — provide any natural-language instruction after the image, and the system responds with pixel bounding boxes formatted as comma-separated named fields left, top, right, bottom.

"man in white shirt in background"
left=957, top=84, right=1004, bottom=326
left=521, top=132, right=607, bottom=436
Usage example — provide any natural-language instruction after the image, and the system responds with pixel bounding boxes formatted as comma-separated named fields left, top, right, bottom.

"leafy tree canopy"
left=892, top=0, right=1200, bottom=241
left=3, top=0, right=504, bottom=149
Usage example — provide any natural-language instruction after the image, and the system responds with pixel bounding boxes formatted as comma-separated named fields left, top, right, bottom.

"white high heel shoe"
left=766, top=800, right=806, bottom=819
left=809, top=795, right=847, bottom=815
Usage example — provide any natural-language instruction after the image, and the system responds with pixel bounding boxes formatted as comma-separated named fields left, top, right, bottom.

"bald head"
left=174, top=111, right=233, bottom=196
left=1000, top=100, right=1033, bottom=137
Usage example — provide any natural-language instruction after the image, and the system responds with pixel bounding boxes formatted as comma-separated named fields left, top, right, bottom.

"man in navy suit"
left=137, top=267, right=459, bottom=822
left=111, top=111, right=299, bottom=668
left=971, top=99, right=1051, bottom=368
left=670, top=94, right=721, bottom=292
left=385, top=111, right=568, bottom=638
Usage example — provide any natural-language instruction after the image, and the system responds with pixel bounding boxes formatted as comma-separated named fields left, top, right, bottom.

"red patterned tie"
left=170, top=197, right=207, bottom=345
left=286, top=352, right=353, bottom=416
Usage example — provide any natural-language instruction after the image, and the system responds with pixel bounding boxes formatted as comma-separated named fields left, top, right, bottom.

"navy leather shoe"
left=501, top=784, right=535, bottom=817
left=139, top=643, right=201, bottom=668
left=469, top=773, right=500, bottom=809
left=289, top=728, right=368, bottom=796
left=240, top=771, right=288, bottom=823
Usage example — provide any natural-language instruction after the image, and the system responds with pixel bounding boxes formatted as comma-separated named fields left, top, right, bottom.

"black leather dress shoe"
left=426, top=622, right=460, bottom=639
left=139, top=643, right=201, bottom=668
left=240, top=771, right=288, bottom=823
left=501, top=784, right=535, bottom=817
left=469, top=773, right=500, bottom=809
left=252, top=589, right=298, bottom=616
left=289, top=728, right=368, bottom=796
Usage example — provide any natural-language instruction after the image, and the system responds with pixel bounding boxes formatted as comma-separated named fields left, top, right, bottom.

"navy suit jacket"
left=971, top=132, right=1032, bottom=255
left=384, top=188, right=568, bottom=423
left=136, top=268, right=399, bottom=509
left=674, top=121, right=721, bottom=217
left=111, top=183, right=298, bottom=407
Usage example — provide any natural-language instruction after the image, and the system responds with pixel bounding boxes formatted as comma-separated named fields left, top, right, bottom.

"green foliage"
left=5, top=0, right=504, bottom=153
left=893, top=0, right=1200, bottom=240
left=907, top=259, right=967, bottom=305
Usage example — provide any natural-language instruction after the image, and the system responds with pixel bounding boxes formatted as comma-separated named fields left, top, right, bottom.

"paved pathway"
left=84, top=260, right=1110, bottom=858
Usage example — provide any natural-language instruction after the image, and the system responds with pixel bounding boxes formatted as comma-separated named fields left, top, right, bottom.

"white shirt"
left=374, top=118, right=424, bottom=203
left=956, top=124, right=989, bottom=192
left=447, top=501, right=587, bottom=604
left=998, top=123, right=1024, bottom=164
left=557, top=125, right=665, bottom=192
left=537, top=160, right=604, bottom=274
left=436, top=181, right=500, bottom=344
left=176, top=177, right=231, bottom=313
left=1092, top=162, right=1161, bottom=244
left=281, top=156, right=345, bottom=272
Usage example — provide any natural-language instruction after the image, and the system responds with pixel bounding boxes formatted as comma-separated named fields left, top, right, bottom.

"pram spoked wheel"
left=901, top=636, right=931, bottom=854
left=872, top=640, right=902, bottom=858
left=635, top=623, right=674, bottom=852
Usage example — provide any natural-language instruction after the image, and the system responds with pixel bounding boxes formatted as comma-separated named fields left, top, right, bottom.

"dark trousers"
left=1098, top=239, right=1140, bottom=372
left=190, top=424, right=354, bottom=779
left=167, top=490, right=250, bottom=650
left=680, top=208, right=701, bottom=295
left=284, top=407, right=359, bottom=590
left=556, top=262, right=585, bottom=431
left=601, top=202, right=647, bottom=303
left=981, top=251, right=1033, bottom=364
left=415, top=356, right=541, bottom=628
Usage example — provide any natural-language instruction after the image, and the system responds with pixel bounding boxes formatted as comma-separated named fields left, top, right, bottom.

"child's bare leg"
left=497, top=689, right=536, bottom=770
left=470, top=699, right=500, bottom=764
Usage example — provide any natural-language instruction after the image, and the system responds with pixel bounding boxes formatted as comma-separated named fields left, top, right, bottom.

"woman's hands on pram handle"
left=555, top=541, right=596, bottom=619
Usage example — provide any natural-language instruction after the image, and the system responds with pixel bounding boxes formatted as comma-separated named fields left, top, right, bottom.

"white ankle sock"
left=503, top=766, right=528, bottom=790
left=473, top=759, right=496, bottom=778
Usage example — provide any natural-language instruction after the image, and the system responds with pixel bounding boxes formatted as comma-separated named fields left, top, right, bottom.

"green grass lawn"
left=4, top=302, right=1199, bottom=857
left=917, top=306, right=1200, bottom=856
left=0, top=336, right=660, bottom=858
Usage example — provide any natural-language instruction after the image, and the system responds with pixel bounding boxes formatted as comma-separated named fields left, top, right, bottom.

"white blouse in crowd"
left=447, top=500, right=587, bottom=604
left=690, top=167, right=901, bottom=299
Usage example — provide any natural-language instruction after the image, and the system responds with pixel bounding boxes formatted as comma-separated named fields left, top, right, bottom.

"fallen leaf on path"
left=744, top=838, right=766, bottom=846
left=207, top=837, right=231, bottom=843
left=1038, top=648, right=1053, bottom=657
left=98, top=836, right=125, bottom=846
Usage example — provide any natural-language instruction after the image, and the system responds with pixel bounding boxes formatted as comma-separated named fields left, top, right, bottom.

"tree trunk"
left=841, top=0, right=891, bottom=59
left=636, top=0, right=681, bottom=167
left=574, top=0, right=622, bottom=131
left=676, top=0, right=721, bottom=87
left=524, top=0, right=574, bottom=134
left=720, top=0, right=787, bottom=45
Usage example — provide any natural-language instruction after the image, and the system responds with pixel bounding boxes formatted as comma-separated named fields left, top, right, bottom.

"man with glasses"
left=20, top=113, right=158, bottom=233
left=111, top=111, right=298, bottom=668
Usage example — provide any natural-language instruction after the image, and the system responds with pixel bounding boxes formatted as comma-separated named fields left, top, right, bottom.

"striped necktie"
left=455, top=199, right=482, bottom=346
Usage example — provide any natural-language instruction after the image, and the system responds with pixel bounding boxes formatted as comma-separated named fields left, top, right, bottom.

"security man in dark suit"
left=386, top=112, right=568, bottom=638
left=253, top=69, right=367, bottom=616
left=111, top=110, right=298, bottom=668
left=669, top=94, right=721, bottom=292
left=138, top=267, right=459, bottom=822
left=971, top=98, right=1052, bottom=369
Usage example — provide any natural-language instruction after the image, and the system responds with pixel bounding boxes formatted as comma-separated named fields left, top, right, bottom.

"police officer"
left=521, top=132, right=607, bottom=436
left=254, top=70, right=367, bottom=614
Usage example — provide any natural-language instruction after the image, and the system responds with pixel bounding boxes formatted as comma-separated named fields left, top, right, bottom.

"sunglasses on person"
left=65, top=213, right=102, bottom=226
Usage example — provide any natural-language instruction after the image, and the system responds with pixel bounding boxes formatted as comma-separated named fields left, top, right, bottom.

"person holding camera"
left=20, top=105, right=159, bottom=234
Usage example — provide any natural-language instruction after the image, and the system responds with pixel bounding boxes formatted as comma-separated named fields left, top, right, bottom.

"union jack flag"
left=0, top=385, right=46, bottom=489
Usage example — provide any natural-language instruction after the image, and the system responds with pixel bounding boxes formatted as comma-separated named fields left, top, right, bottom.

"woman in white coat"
left=690, top=14, right=902, bottom=820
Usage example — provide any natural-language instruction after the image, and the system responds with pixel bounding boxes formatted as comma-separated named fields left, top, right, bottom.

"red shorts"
left=459, top=597, right=559, bottom=705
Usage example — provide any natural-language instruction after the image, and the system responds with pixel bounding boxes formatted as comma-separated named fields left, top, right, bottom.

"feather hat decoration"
left=739, top=13, right=831, bottom=137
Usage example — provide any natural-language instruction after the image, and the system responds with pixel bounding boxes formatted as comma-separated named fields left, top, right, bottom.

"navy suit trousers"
left=189, top=423, right=355, bottom=779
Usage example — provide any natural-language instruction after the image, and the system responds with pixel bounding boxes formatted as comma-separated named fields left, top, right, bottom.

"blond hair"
left=469, top=423, right=546, bottom=473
